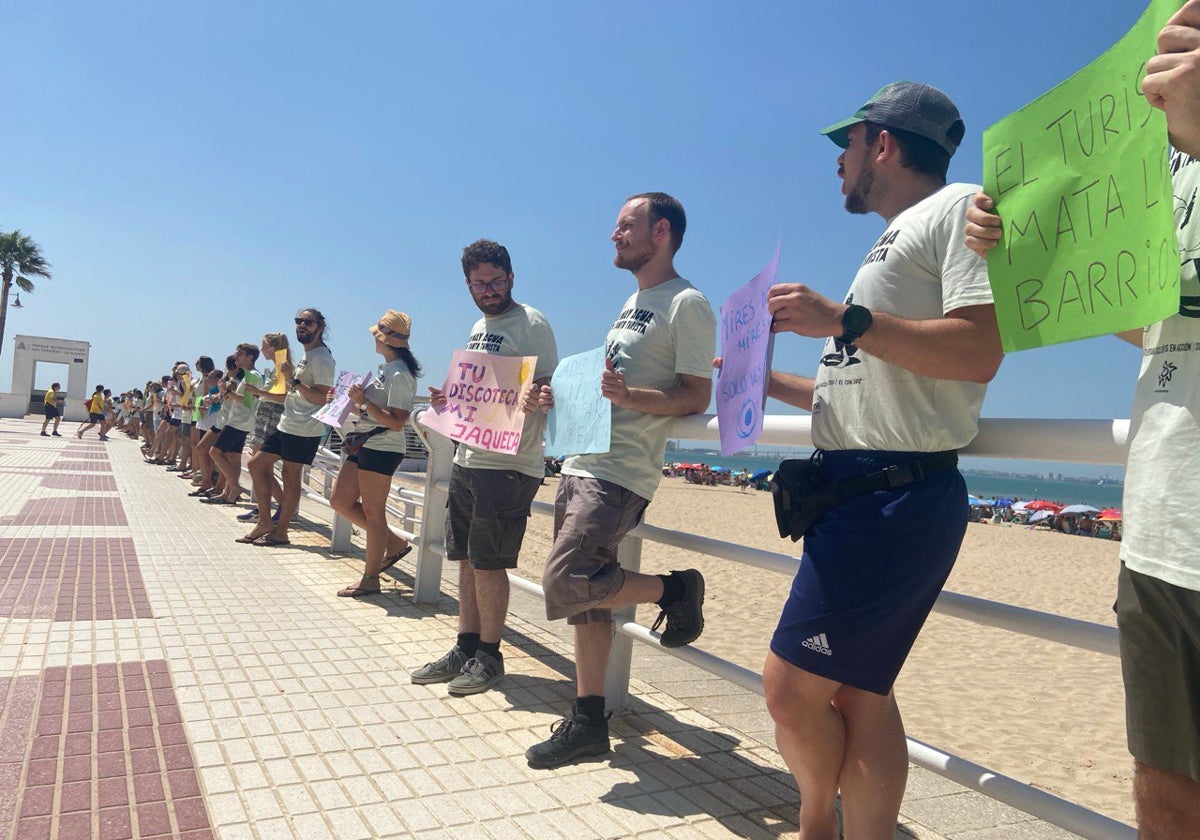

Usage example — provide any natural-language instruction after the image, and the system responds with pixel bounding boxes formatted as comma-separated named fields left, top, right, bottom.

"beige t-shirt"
left=277, top=345, right=336, bottom=438
left=1121, top=149, right=1200, bottom=592
left=562, top=277, right=716, bottom=501
left=810, top=183, right=994, bottom=452
left=453, top=303, right=558, bottom=479
left=355, top=358, right=417, bottom=454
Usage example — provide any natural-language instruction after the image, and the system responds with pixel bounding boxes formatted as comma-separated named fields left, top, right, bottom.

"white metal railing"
left=313, top=411, right=1135, bottom=840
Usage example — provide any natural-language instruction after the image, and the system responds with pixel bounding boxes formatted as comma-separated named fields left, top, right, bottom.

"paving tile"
left=0, top=420, right=1117, bottom=840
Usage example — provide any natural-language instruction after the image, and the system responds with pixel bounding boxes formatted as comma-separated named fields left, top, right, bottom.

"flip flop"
left=234, top=534, right=264, bottom=544
left=187, top=489, right=209, bottom=497
left=337, top=586, right=383, bottom=598
left=253, top=534, right=291, bottom=547
left=201, top=497, right=233, bottom=505
left=380, top=545, right=413, bottom=573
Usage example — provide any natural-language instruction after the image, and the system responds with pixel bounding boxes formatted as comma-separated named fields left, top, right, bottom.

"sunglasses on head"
left=294, top=317, right=318, bottom=326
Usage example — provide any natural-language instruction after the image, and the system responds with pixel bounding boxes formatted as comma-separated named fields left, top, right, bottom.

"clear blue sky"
left=1, top=1, right=1155, bottom=476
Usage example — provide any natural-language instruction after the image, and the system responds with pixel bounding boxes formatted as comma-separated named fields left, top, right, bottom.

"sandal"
left=187, top=489, right=210, bottom=497
left=253, top=534, right=291, bottom=547
left=380, top=545, right=413, bottom=573
left=338, top=575, right=381, bottom=598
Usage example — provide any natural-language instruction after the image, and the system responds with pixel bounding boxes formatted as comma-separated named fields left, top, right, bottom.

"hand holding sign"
left=545, top=347, right=609, bottom=456
left=982, top=0, right=1180, bottom=351
left=717, top=249, right=778, bottom=455
left=418, top=349, right=537, bottom=455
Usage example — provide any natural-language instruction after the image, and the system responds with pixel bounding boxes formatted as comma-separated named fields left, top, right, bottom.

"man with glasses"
left=410, top=239, right=558, bottom=697
left=240, top=309, right=335, bottom=547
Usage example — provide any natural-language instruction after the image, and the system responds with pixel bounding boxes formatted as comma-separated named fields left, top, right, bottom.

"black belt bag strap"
left=771, top=450, right=958, bottom=542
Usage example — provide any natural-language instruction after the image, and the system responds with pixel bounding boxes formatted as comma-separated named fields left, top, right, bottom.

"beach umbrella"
left=1029, top=509, right=1055, bottom=523
left=710, top=465, right=730, bottom=473
left=1024, top=499, right=1063, bottom=512
left=1098, top=508, right=1123, bottom=521
left=1058, top=504, right=1100, bottom=515
left=749, top=468, right=771, bottom=482
left=1011, top=501, right=1028, bottom=512
left=967, top=495, right=988, bottom=506
left=993, top=498, right=1014, bottom=508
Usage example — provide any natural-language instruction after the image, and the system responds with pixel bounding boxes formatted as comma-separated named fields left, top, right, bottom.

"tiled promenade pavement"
left=0, top=417, right=1083, bottom=839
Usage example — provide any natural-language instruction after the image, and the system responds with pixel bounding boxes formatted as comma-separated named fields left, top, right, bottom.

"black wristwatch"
left=837, top=303, right=873, bottom=344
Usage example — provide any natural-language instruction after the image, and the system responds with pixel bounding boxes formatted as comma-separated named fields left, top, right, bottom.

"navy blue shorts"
left=771, top=450, right=968, bottom=695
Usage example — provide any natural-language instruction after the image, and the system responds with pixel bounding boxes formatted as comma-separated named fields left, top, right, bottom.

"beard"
left=844, top=164, right=876, bottom=215
left=614, top=245, right=653, bottom=273
left=474, top=291, right=514, bottom=317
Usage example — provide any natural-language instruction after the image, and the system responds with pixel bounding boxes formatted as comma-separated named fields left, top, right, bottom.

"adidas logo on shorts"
left=801, top=633, right=832, bottom=656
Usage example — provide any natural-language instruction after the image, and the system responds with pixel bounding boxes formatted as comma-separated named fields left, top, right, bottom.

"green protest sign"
left=982, top=0, right=1180, bottom=352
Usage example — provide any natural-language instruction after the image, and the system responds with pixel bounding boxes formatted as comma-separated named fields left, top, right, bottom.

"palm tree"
left=0, top=230, right=52, bottom=358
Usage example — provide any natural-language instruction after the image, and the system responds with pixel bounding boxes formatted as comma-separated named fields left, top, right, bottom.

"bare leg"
left=243, top=451, right=280, bottom=540
left=574, top=620, right=613, bottom=697
left=594, top=569, right=664, bottom=609
left=458, top=563, right=480, bottom=634
left=1134, top=761, right=1200, bottom=840
left=328, top=462, right=408, bottom=555
left=763, top=652, right=843, bottom=840
left=269, top=461, right=304, bottom=540
left=474, top=568, right=510, bottom=645
left=833, top=686, right=908, bottom=840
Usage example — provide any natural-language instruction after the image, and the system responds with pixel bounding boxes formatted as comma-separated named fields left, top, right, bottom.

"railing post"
left=330, top=448, right=353, bottom=553
left=604, top=534, right=642, bottom=712
left=412, top=410, right=454, bottom=604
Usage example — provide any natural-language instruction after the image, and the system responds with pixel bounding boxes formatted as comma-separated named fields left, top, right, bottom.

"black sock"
left=456, top=633, right=480, bottom=657
left=477, top=640, right=501, bottom=660
left=575, top=695, right=606, bottom=727
left=656, top=572, right=684, bottom=608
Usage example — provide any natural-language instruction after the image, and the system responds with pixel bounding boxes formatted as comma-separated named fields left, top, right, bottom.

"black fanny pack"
left=342, top=425, right=386, bottom=456
left=770, top=450, right=958, bottom=542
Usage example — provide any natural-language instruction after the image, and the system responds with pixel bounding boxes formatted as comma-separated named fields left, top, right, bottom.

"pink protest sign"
left=418, top=349, right=537, bottom=455
left=716, top=249, right=778, bottom=456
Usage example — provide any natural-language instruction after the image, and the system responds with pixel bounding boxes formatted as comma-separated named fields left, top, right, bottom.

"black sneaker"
left=525, top=707, right=611, bottom=769
left=651, top=569, right=705, bottom=648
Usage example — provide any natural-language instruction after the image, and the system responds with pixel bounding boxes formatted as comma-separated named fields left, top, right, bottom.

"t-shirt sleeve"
left=386, top=370, right=417, bottom=412
left=938, top=189, right=994, bottom=313
left=672, top=293, right=717, bottom=379
left=309, top=352, right=336, bottom=388
left=530, top=316, right=559, bottom=382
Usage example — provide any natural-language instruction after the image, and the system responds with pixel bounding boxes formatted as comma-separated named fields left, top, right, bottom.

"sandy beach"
left=509, top=475, right=1132, bottom=824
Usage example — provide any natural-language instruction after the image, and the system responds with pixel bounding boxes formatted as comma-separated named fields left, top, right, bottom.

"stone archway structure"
left=0, top=334, right=91, bottom=421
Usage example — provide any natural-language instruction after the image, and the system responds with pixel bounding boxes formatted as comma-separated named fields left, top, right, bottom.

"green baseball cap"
left=820, top=81, right=965, bottom=157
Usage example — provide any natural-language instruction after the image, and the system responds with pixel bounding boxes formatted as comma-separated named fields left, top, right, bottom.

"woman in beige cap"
left=330, top=310, right=421, bottom=597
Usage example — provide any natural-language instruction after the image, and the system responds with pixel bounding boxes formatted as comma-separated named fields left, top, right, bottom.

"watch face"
left=843, top=305, right=872, bottom=334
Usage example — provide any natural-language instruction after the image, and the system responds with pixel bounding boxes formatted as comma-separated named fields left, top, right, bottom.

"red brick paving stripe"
left=0, top=538, right=152, bottom=621
left=40, top=474, right=118, bottom=492
left=2, top=661, right=214, bottom=840
left=1, top=497, right=128, bottom=527
left=49, top=460, right=112, bottom=473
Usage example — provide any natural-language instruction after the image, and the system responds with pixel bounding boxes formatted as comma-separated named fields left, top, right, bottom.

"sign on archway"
left=0, top=334, right=91, bottom=420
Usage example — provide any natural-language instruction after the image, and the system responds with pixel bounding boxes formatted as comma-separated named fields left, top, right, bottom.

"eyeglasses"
left=294, top=317, right=318, bottom=326
left=466, top=278, right=510, bottom=295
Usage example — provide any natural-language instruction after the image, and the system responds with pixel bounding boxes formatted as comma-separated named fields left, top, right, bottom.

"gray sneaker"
left=447, top=651, right=504, bottom=696
left=410, top=646, right=469, bottom=684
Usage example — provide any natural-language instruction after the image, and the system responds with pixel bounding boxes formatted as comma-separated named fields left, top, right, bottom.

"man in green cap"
left=760, top=81, right=1004, bottom=839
